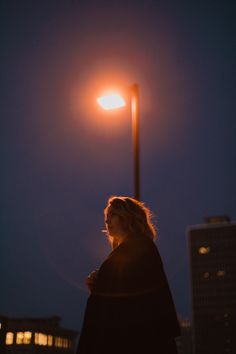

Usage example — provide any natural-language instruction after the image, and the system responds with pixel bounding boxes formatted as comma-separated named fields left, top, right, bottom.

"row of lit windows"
left=202, top=270, right=226, bottom=279
left=192, top=271, right=227, bottom=281
left=35, top=333, right=53, bottom=346
left=193, top=270, right=227, bottom=280
left=6, top=332, right=71, bottom=348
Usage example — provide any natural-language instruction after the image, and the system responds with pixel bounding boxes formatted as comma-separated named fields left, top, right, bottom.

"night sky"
left=1, top=0, right=236, bottom=331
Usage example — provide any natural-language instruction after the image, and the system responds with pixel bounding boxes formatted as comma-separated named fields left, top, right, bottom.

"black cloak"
left=77, top=235, right=180, bottom=354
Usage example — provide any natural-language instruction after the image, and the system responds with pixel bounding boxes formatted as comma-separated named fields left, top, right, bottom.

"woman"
left=77, top=196, right=180, bottom=354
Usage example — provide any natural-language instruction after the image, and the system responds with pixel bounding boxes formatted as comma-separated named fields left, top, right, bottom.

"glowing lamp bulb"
left=97, top=93, right=126, bottom=110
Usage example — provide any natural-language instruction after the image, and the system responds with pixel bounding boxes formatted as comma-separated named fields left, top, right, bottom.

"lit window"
left=58, top=337, right=62, bottom=347
left=55, top=337, right=63, bottom=348
left=35, top=333, right=47, bottom=346
left=35, top=333, right=39, bottom=345
left=23, top=331, right=32, bottom=344
left=63, top=338, right=68, bottom=348
left=203, top=272, right=210, bottom=279
left=39, top=333, right=47, bottom=346
left=198, top=246, right=210, bottom=255
left=217, top=270, right=225, bottom=277
left=16, top=332, right=24, bottom=344
left=48, top=335, right=53, bottom=346
left=6, top=332, right=14, bottom=345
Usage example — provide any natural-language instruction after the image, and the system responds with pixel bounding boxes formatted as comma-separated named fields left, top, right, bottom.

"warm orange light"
left=97, top=93, right=126, bottom=110
left=48, top=335, right=53, bottom=346
left=23, top=332, right=32, bottom=344
left=16, top=332, right=24, bottom=344
left=35, top=333, right=47, bottom=346
left=198, top=246, right=210, bottom=255
left=6, top=332, right=14, bottom=345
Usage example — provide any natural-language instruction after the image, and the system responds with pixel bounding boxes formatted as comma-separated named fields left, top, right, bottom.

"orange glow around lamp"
left=97, top=84, right=140, bottom=201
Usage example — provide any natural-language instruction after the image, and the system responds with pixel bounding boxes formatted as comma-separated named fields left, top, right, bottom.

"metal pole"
left=131, top=83, right=140, bottom=201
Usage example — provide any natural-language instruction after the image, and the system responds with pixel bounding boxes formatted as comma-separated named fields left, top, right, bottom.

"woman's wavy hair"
left=104, top=196, right=156, bottom=248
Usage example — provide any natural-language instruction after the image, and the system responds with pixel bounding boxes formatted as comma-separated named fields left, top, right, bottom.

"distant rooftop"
left=0, top=315, right=77, bottom=334
left=204, top=215, right=231, bottom=224
left=187, top=215, right=236, bottom=232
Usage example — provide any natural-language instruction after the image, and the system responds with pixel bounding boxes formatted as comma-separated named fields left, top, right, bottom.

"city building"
left=188, top=216, right=236, bottom=354
left=0, top=315, right=78, bottom=354
left=176, top=317, right=193, bottom=354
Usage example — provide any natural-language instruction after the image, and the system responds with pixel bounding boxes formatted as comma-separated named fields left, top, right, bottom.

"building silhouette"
left=188, top=216, right=236, bottom=354
left=0, top=315, right=78, bottom=354
left=176, top=317, right=193, bottom=354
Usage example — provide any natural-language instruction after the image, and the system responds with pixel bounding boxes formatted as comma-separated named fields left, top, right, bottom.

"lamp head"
left=97, top=93, right=126, bottom=110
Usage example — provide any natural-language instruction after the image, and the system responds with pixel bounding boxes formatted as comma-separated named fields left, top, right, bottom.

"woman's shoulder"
left=122, top=235, right=163, bottom=265
left=102, top=235, right=162, bottom=270
left=127, top=234, right=159, bottom=252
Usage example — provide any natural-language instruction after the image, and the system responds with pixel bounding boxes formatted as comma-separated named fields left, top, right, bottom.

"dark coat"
left=77, top=235, right=180, bottom=354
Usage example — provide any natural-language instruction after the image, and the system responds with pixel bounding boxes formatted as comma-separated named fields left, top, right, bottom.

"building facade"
left=176, top=317, right=193, bottom=354
left=188, top=216, right=236, bottom=354
left=0, top=316, right=78, bottom=354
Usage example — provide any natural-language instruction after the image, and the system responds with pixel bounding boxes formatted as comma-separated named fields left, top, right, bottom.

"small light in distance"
left=198, top=246, right=210, bottom=255
left=203, top=272, right=210, bottom=279
left=97, top=93, right=126, bottom=110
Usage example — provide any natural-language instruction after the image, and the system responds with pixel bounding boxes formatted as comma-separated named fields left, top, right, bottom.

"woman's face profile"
left=105, top=206, right=125, bottom=238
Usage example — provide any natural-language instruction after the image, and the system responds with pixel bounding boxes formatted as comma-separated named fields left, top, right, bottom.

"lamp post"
left=97, top=83, right=140, bottom=200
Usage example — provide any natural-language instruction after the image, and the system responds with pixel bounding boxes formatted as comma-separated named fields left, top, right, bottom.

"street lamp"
left=97, top=84, right=140, bottom=201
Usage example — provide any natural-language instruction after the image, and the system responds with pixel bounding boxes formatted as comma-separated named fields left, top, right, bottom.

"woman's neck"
left=111, top=233, right=128, bottom=249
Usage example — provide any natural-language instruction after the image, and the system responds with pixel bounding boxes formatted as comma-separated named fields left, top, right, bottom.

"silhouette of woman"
left=77, top=196, right=180, bottom=354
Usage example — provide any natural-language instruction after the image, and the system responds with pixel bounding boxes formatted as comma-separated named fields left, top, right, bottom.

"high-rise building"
left=0, top=315, right=78, bottom=354
left=175, top=317, right=193, bottom=354
left=188, top=216, right=236, bottom=354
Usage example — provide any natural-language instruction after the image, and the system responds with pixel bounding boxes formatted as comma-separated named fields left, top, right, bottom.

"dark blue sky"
left=1, top=0, right=236, bottom=331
